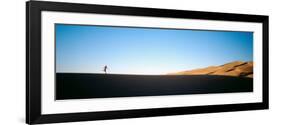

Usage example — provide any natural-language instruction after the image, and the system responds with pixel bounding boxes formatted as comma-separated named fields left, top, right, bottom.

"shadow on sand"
left=56, top=73, right=253, bottom=100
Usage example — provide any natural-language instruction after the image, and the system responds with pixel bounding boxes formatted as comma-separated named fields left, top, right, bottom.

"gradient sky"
left=56, top=24, right=253, bottom=75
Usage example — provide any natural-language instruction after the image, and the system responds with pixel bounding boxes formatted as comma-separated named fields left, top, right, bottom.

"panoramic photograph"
left=55, top=24, right=253, bottom=100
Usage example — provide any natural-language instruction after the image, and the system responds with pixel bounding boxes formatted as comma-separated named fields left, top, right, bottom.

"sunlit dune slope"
left=168, top=61, right=253, bottom=78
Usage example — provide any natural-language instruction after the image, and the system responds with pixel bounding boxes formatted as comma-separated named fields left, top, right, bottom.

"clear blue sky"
left=56, top=24, right=253, bottom=75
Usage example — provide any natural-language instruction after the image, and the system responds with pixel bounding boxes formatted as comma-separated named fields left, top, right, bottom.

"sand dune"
left=56, top=73, right=253, bottom=99
left=168, top=61, right=253, bottom=78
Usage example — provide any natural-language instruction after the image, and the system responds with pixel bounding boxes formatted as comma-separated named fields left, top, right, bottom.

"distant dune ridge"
left=168, top=61, right=253, bottom=78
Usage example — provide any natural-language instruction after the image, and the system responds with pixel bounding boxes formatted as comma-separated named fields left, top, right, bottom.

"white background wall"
left=0, top=0, right=280, bottom=124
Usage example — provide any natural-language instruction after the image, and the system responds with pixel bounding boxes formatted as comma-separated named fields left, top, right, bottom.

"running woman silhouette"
left=103, top=65, right=108, bottom=74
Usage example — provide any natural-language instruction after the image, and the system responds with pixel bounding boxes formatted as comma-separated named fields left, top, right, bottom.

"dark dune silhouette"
left=56, top=73, right=253, bottom=100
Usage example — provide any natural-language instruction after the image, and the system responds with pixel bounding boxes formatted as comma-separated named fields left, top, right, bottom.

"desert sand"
left=56, top=72, right=253, bottom=100
left=168, top=61, right=253, bottom=78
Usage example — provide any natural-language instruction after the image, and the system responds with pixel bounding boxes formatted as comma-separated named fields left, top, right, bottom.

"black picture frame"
left=26, top=1, right=269, bottom=124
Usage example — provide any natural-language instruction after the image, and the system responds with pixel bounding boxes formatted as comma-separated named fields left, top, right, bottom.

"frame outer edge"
left=27, top=1, right=43, bottom=124
left=26, top=1, right=269, bottom=124
left=26, top=1, right=30, bottom=124
left=262, top=16, right=269, bottom=109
